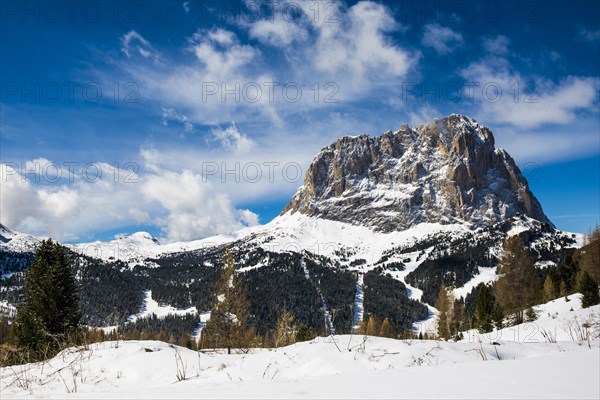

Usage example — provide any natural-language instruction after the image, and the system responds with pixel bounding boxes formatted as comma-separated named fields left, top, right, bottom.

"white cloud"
left=110, top=2, right=419, bottom=132
left=312, top=2, right=415, bottom=80
left=182, top=1, right=190, bottom=14
left=407, top=105, right=443, bottom=127
left=422, top=23, right=463, bottom=55
left=141, top=169, right=257, bottom=241
left=118, top=28, right=284, bottom=127
left=461, top=57, right=599, bottom=128
left=120, top=31, right=160, bottom=63
left=482, top=35, right=510, bottom=55
left=493, top=119, right=600, bottom=165
left=161, top=107, right=194, bottom=133
left=206, top=28, right=237, bottom=46
left=210, top=122, right=255, bottom=152
left=0, top=160, right=259, bottom=242
left=190, top=29, right=257, bottom=78
left=248, top=18, right=308, bottom=47
left=579, top=27, right=600, bottom=42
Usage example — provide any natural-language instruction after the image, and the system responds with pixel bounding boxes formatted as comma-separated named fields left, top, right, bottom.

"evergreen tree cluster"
left=434, top=283, right=467, bottom=340
left=405, top=254, right=480, bottom=306
left=472, top=284, right=503, bottom=333
left=119, top=313, right=202, bottom=345
left=202, top=250, right=257, bottom=353
left=244, top=255, right=323, bottom=335
left=362, top=270, right=429, bottom=334
left=13, top=240, right=80, bottom=358
left=304, top=258, right=356, bottom=333
left=0, top=249, right=33, bottom=277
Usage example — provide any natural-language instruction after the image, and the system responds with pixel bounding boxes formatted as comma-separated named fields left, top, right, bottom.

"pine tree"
left=178, top=332, right=194, bottom=349
left=202, top=248, right=255, bottom=354
left=579, top=227, right=600, bottom=283
left=274, top=309, right=295, bottom=348
left=295, top=323, right=311, bottom=342
left=356, top=319, right=367, bottom=335
left=379, top=318, right=393, bottom=338
left=474, top=285, right=495, bottom=333
left=14, top=239, right=80, bottom=357
left=543, top=273, right=559, bottom=302
left=556, top=256, right=579, bottom=296
left=579, top=271, right=600, bottom=308
left=435, top=283, right=451, bottom=340
left=366, top=315, right=380, bottom=336
left=495, top=236, right=541, bottom=324
left=492, top=303, right=504, bottom=330
left=450, top=299, right=466, bottom=339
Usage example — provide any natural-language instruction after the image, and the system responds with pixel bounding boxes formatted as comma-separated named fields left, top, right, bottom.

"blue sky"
left=1, top=0, right=599, bottom=242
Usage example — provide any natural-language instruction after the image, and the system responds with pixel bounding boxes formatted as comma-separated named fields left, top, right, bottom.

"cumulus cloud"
left=0, top=160, right=259, bottom=242
left=311, top=2, right=415, bottom=81
left=422, top=23, right=463, bottom=55
left=210, top=122, right=255, bottom=152
left=111, top=1, right=419, bottom=133
left=140, top=169, right=257, bottom=241
left=248, top=18, right=308, bottom=47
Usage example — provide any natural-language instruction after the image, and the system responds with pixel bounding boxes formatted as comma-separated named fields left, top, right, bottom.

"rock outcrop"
left=282, top=114, right=551, bottom=232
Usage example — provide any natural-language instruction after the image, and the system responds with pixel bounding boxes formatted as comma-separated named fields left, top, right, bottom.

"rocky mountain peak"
left=282, top=115, right=551, bottom=232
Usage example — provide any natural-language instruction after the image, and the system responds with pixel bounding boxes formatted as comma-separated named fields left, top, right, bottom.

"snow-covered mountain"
left=283, top=114, right=550, bottom=231
left=0, top=115, right=584, bottom=333
left=0, top=223, right=42, bottom=253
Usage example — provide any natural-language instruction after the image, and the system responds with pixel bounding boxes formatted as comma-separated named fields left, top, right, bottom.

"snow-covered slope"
left=3, top=289, right=598, bottom=399
left=126, top=290, right=198, bottom=323
left=1, top=335, right=597, bottom=399
left=0, top=223, right=42, bottom=253
left=462, top=294, right=600, bottom=343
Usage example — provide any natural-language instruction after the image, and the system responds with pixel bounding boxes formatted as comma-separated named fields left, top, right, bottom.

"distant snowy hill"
left=0, top=223, right=42, bottom=253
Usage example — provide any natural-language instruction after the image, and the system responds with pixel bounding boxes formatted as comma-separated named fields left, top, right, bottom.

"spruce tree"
left=435, top=282, right=451, bottom=340
left=578, top=229, right=599, bottom=283
left=450, top=299, right=466, bottom=339
left=495, top=236, right=541, bottom=324
left=474, top=285, right=494, bottom=333
left=274, top=309, right=295, bottom=348
left=492, top=303, right=504, bottom=330
left=14, top=239, right=80, bottom=357
left=202, top=248, right=255, bottom=354
left=579, top=271, right=600, bottom=308
left=295, top=323, right=311, bottom=342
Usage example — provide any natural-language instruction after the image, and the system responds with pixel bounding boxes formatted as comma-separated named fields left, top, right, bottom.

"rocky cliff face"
left=282, top=114, right=551, bottom=232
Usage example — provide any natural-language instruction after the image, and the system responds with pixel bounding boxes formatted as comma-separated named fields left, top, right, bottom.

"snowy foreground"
left=1, top=337, right=598, bottom=399
left=1, top=338, right=598, bottom=400
left=2, top=298, right=598, bottom=399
